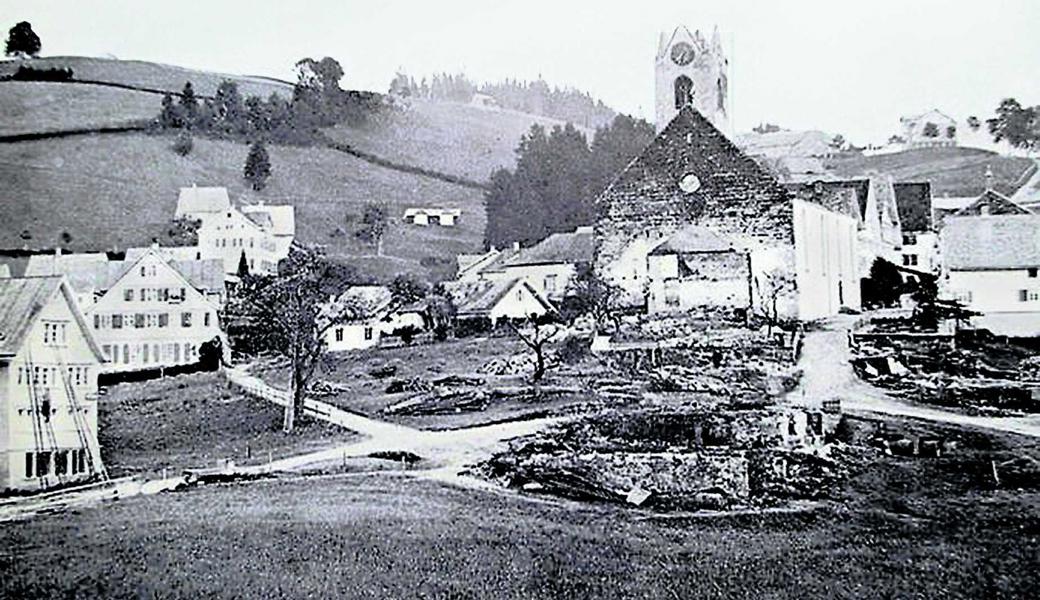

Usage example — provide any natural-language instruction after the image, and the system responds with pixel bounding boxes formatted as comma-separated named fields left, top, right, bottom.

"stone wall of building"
left=594, top=107, right=795, bottom=306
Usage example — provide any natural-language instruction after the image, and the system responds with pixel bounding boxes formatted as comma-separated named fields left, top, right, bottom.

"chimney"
left=513, top=242, right=521, bottom=252
left=985, top=166, right=994, bottom=190
left=151, top=238, right=160, bottom=250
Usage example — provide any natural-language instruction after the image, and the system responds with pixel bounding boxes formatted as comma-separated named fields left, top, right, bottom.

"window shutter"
left=1020, top=290, right=1029, bottom=302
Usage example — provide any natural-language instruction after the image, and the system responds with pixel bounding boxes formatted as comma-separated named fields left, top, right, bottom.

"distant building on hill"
left=0, top=276, right=107, bottom=492
left=900, top=109, right=958, bottom=149
left=403, top=208, right=462, bottom=227
left=174, top=186, right=295, bottom=277
left=25, top=246, right=225, bottom=372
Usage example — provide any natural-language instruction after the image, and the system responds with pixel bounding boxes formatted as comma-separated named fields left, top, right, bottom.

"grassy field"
left=98, top=372, right=356, bottom=477
left=827, top=147, right=1036, bottom=197
left=0, top=132, right=484, bottom=280
left=1, top=414, right=1037, bottom=598
left=0, top=81, right=158, bottom=136
left=253, top=335, right=609, bottom=430
left=325, top=98, right=592, bottom=183
left=0, top=56, right=292, bottom=98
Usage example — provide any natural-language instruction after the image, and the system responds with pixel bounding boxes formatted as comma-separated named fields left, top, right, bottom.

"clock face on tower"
left=670, top=42, right=695, bottom=66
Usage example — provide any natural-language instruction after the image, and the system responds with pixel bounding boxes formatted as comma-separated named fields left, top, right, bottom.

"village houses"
left=174, top=186, right=295, bottom=277
left=0, top=276, right=107, bottom=492
left=25, top=246, right=225, bottom=372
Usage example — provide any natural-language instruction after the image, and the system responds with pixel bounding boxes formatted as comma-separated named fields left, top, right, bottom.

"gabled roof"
left=784, top=181, right=861, bottom=221
left=817, top=180, right=871, bottom=220
left=595, top=105, right=791, bottom=236
left=175, top=186, right=231, bottom=217
left=502, top=227, right=594, bottom=268
left=327, top=286, right=394, bottom=323
left=650, top=224, right=740, bottom=255
left=169, top=259, right=226, bottom=295
left=893, top=182, right=933, bottom=232
left=24, top=253, right=124, bottom=293
left=241, top=204, right=295, bottom=236
left=941, top=215, right=1040, bottom=270
left=901, top=109, right=957, bottom=126
left=461, top=246, right=523, bottom=277
left=443, top=278, right=553, bottom=316
left=0, top=276, right=105, bottom=360
left=953, top=189, right=1033, bottom=218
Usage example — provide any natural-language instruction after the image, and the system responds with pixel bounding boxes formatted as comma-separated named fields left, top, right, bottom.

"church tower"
left=655, top=25, right=730, bottom=136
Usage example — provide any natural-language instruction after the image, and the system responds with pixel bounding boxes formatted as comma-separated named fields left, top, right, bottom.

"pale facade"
left=792, top=199, right=861, bottom=320
left=0, top=277, right=106, bottom=492
left=940, top=215, right=1040, bottom=337
left=85, top=251, right=224, bottom=372
left=175, top=187, right=294, bottom=277
left=900, top=109, right=958, bottom=148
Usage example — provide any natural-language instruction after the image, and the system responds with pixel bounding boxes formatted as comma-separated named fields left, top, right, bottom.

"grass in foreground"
left=98, top=372, right=357, bottom=477
left=1, top=414, right=1038, bottom=600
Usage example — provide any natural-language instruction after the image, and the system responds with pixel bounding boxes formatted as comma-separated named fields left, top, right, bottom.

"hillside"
left=0, top=132, right=484, bottom=280
left=0, top=81, right=157, bottom=136
left=326, top=98, right=593, bottom=183
left=826, top=147, right=1036, bottom=198
left=0, top=57, right=603, bottom=280
left=0, top=56, right=291, bottom=97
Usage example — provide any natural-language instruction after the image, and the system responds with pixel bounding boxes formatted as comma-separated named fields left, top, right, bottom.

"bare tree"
left=238, top=247, right=369, bottom=432
left=507, top=315, right=561, bottom=383
left=565, top=266, right=623, bottom=333
left=753, top=268, right=795, bottom=335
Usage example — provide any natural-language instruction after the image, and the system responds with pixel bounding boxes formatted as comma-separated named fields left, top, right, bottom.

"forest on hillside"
left=388, top=71, right=616, bottom=129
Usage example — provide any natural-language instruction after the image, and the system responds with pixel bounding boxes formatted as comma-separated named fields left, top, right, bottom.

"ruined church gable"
left=594, top=106, right=794, bottom=276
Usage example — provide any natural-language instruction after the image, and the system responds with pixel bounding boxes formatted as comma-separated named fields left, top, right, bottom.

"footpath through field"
left=226, top=367, right=563, bottom=476
left=791, top=317, right=1040, bottom=439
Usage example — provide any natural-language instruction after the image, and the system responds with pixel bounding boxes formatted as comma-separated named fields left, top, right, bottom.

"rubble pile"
left=478, top=352, right=558, bottom=376
left=852, top=335, right=1040, bottom=413
left=475, top=406, right=848, bottom=510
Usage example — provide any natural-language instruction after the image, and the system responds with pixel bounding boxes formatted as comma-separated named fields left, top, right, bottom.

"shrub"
left=9, top=65, right=71, bottom=81
left=172, top=131, right=193, bottom=156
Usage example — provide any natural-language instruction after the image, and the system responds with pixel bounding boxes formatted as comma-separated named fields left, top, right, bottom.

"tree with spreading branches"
left=5, top=22, right=41, bottom=57
left=236, top=247, right=371, bottom=432
left=506, top=314, right=561, bottom=383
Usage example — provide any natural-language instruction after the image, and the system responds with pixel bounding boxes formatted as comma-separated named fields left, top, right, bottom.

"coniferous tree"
left=179, top=82, right=198, bottom=126
left=5, top=21, right=41, bottom=57
left=243, top=141, right=271, bottom=191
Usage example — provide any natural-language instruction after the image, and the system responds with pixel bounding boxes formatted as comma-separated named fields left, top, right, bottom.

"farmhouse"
left=940, top=214, right=1040, bottom=337
left=0, top=276, right=107, bottom=492
left=900, top=109, right=958, bottom=148
left=444, top=278, right=554, bottom=326
left=456, top=244, right=522, bottom=282
left=593, top=105, right=861, bottom=321
left=174, top=186, right=295, bottom=277
left=403, top=207, right=462, bottom=227
left=324, top=286, right=395, bottom=353
left=491, top=226, right=594, bottom=300
left=26, top=247, right=225, bottom=372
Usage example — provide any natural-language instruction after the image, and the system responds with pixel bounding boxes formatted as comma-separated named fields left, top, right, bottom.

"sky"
left=4, top=0, right=1039, bottom=143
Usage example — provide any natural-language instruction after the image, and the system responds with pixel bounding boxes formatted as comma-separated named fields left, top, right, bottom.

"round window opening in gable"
left=679, top=173, right=701, bottom=194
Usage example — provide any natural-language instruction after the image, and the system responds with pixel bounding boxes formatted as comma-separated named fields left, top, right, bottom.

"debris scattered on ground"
left=308, top=379, right=353, bottom=398
left=383, top=388, right=490, bottom=416
left=385, top=378, right=433, bottom=394
left=368, top=365, right=398, bottom=379
left=367, top=450, right=424, bottom=464
left=478, top=352, right=557, bottom=376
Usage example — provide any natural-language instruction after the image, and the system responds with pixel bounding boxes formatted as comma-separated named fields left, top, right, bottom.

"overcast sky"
left=6, top=0, right=1039, bottom=143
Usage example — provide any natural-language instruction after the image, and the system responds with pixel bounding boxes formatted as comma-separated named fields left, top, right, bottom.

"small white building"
left=646, top=225, right=750, bottom=314
left=444, top=278, right=554, bottom=325
left=791, top=199, right=861, bottom=320
left=893, top=182, right=938, bottom=274
left=940, top=214, right=1040, bottom=337
left=0, top=276, right=107, bottom=492
left=26, top=247, right=226, bottom=372
left=324, top=286, right=394, bottom=353
left=403, top=208, right=462, bottom=227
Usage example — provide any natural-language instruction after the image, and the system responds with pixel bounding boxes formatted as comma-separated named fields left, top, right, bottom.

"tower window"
left=674, top=76, right=694, bottom=110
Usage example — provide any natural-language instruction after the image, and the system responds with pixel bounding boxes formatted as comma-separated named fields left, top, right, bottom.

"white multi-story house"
left=940, top=214, right=1040, bottom=337
left=175, top=186, right=295, bottom=277
left=900, top=109, right=958, bottom=148
left=893, top=182, right=938, bottom=275
left=0, top=276, right=107, bottom=492
left=25, top=247, right=226, bottom=372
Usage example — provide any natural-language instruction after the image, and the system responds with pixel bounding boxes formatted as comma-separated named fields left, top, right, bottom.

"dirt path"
left=791, top=318, right=1040, bottom=438
left=226, top=367, right=563, bottom=475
